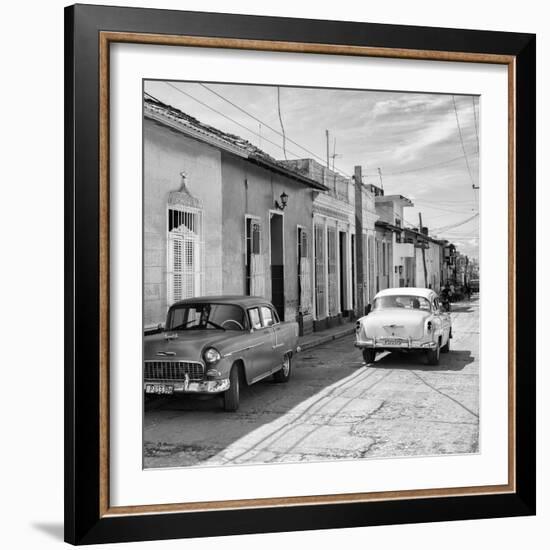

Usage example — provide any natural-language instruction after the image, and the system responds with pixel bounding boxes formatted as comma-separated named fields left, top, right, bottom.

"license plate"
left=383, top=339, right=402, bottom=345
left=145, top=384, right=174, bottom=395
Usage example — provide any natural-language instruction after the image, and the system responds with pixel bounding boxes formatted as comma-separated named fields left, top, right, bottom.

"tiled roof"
left=144, top=96, right=328, bottom=191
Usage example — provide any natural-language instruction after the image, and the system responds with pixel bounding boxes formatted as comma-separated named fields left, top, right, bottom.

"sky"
left=144, top=80, right=480, bottom=259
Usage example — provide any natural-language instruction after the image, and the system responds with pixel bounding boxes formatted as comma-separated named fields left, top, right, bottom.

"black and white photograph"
left=142, top=80, right=480, bottom=469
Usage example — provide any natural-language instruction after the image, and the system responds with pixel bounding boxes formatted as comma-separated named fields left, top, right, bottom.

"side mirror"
left=365, top=303, right=372, bottom=315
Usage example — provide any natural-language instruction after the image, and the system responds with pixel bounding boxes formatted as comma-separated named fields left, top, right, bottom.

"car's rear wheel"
left=273, top=353, right=292, bottom=383
left=362, top=348, right=376, bottom=364
left=441, top=331, right=451, bottom=353
left=223, top=366, right=240, bottom=412
left=426, top=340, right=441, bottom=365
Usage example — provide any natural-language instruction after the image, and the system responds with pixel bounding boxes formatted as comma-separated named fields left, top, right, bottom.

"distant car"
left=355, top=288, right=452, bottom=366
left=144, top=296, right=299, bottom=411
left=469, top=278, right=479, bottom=293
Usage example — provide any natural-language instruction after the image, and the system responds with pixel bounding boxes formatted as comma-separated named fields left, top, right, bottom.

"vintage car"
left=355, top=288, right=452, bottom=366
left=144, top=296, right=299, bottom=411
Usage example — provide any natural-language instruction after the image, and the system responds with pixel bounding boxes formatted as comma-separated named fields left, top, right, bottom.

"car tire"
left=362, top=348, right=376, bottom=364
left=273, top=353, right=292, bottom=383
left=441, top=332, right=451, bottom=353
left=427, top=340, right=441, bottom=365
left=223, top=366, right=240, bottom=412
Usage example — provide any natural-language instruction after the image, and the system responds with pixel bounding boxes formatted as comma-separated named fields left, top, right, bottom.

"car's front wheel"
left=273, top=353, right=292, bottom=383
left=426, top=340, right=441, bottom=365
left=223, top=366, right=240, bottom=412
left=362, top=348, right=376, bottom=364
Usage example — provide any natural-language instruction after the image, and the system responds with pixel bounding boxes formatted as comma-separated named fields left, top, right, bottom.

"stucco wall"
left=220, top=153, right=315, bottom=322
left=143, top=119, right=223, bottom=328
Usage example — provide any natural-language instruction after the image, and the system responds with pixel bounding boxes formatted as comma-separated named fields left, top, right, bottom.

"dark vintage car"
left=144, top=296, right=299, bottom=411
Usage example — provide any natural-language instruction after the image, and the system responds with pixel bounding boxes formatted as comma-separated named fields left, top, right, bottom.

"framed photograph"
left=65, top=4, right=536, bottom=545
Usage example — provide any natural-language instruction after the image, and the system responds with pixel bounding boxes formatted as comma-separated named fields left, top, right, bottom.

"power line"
left=414, top=197, right=477, bottom=205
left=276, top=87, right=288, bottom=160
left=452, top=95, right=476, bottom=187
left=472, top=96, right=480, bottom=154
left=413, top=203, right=477, bottom=215
left=196, top=82, right=353, bottom=178
left=363, top=152, right=478, bottom=178
left=431, top=213, right=479, bottom=233
left=163, top=82, right=320, bottom=164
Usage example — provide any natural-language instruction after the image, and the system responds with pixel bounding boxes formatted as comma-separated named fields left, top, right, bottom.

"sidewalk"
left=297, top=323, right=355, bottom=352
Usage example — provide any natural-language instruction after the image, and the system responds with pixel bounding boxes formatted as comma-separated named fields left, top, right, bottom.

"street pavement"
left=144, top=297, right=479, bottom=468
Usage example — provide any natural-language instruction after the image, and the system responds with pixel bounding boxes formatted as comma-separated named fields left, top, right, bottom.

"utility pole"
left=354, top=166, right=365, bottom=315
left=419, top=213, right=429, bottom=288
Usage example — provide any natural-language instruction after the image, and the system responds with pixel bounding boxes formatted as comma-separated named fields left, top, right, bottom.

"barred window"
left=167, top=207, right=203, bottom=305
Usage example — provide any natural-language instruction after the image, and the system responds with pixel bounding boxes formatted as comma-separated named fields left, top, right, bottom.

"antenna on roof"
left=330, top=137, right=342, bottom=171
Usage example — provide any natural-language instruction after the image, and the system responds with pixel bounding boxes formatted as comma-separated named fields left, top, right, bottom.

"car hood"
left=144, top=330, right=239, bottom=361
left=359, top=308, right=431, bottom=339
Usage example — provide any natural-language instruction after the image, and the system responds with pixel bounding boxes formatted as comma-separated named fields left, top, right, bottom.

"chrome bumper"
left=355, top=337, right=437, bottom=350
left=144, top=378, right=230, bottom=394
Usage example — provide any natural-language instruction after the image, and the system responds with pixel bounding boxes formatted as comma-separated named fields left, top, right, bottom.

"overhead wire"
left=196, top=82, right=354, bottom=178
left=452, top=95, right=476, bottom=187
left=276, top=86, right=288, bottom=160
left=162, top=82, right=319, bottom=164
left=472, top=96, right=480, bottom=154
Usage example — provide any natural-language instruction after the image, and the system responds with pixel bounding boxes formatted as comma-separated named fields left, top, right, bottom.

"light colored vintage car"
left=144, top=296, right=299, bottom=411
left=355, top=288, right=452, bottom=366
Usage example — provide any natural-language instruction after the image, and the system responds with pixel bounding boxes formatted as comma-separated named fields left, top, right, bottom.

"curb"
left=298, top=327, right=355, bottom=352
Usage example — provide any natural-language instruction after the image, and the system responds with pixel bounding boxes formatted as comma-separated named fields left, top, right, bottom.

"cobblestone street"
left=144, top=298, right=479, bottom=468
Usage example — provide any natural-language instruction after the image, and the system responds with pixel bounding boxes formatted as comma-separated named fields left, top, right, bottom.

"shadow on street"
left=368, top=349, right=475, bottom=372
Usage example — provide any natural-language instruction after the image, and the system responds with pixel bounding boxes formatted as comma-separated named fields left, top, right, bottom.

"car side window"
left=260, top=306, right=276, bottom=327
left=433, top=298, right=440, bottom=313
left=248, top=307, right=262, bottom=330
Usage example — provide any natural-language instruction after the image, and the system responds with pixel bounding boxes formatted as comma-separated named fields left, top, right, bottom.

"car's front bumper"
left=144, top=378, right=230, bottom=394
left=355, top=336, right=437, bottom=350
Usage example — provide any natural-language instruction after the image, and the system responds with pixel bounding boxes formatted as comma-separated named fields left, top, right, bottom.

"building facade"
left=143, top=98, right=326, bottom=333
left=143, top=95, right=465, bottom=335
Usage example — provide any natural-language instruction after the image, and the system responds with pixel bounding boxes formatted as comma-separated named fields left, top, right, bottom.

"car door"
left=246, top=306, right=276, bottom=383
left=261, top=305, right=286, bottom=370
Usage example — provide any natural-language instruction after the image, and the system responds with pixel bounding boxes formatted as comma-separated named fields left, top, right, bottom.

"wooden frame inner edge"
left=98, top=31, right=517, bottom=517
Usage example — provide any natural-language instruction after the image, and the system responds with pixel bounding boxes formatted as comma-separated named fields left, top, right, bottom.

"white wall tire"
left=223, top=366, right=240, bottom=411
left=273, top=353, right=292, bottom=383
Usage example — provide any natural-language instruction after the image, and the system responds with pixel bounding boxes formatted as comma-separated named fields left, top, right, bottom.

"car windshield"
left=373, top=295, right=431, bottom=311
left=167, top=304, right=246, bottom=331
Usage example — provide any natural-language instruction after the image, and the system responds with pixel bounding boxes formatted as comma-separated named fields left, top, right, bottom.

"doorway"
left=339, top=231, right=347, bottom=313
left=270, top=212, right=284, bottom=320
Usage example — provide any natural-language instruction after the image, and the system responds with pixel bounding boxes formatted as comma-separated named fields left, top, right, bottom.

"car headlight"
left=203, top=347, right=221, bottom=364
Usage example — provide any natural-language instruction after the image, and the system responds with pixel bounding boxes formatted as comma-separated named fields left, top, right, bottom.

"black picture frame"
left=65, top=3, right=536, bottom=545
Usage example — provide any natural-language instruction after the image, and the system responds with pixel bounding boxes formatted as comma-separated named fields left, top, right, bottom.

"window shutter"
left=301, top=231, right=308, bottom=258
left=252, top=222, right=261, bottom=254
left=168, top=207, right=203, bottom=306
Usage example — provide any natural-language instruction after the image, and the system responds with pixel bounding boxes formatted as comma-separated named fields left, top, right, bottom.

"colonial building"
left=143, top=97, right=327, bottom=333
left=280, top=160, right=379, bottom=330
